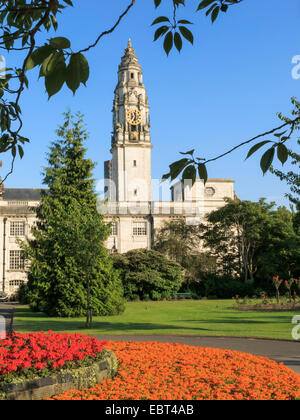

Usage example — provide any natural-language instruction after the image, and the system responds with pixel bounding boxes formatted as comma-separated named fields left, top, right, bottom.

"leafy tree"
left=0, top=0, right=299, bottom=185
left=202, top=198, right=300, bottom=285
left=22, top=112, right=125, bottom=318
left=153, top=218, right=216, bottom=284
left=293, top=206, right=300, bottom=236
left=112, top=249, right=182, bottom=301
left=153, top=218, right=202, bottom=263
left=254, top=206, right=300, bottom=285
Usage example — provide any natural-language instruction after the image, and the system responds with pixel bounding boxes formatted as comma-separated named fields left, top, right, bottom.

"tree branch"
left=1, top=155, right=15, bottom=184
left=203, top=117, right=300, bottom=165
left=77, top=0, right=136, bottom=54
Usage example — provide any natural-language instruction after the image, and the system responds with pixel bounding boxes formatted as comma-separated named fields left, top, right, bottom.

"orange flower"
left=49, top=341, right=300, bottom=401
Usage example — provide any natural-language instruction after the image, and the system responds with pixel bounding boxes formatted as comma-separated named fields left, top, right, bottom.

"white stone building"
left=0, top=41, right=235, bottom=296
left=0, top=189, right=40, bottom=296
left=103, top=40, right=235, bottom=254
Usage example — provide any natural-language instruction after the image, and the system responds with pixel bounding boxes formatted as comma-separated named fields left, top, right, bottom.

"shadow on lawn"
left=175, top=315, right=296, bottom=325
left=14, top=307, right=210, bottom=334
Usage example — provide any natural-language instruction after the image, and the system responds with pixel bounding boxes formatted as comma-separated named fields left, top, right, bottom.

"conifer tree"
left=23, top=112, right=125, bottom=318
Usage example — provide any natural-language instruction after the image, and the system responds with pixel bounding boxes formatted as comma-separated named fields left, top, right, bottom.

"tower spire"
left=107, top=43, right=152, bottom=202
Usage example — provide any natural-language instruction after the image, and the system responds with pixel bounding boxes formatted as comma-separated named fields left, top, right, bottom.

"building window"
left=10, top=221, right=25, bottom=237
left=8, top=201, right=28, bottom=206
left=111, top=221, right=118, bottom=236
left=9, top=250, right=25, bottom=270
left=133, top=222, right=147, bottom=236
left=131, top=73, right=134, bottom=79
left=133, top=160, right=137, bottom=167
left=134, top=189, right=138, bottom=196
left=9, top=280, right=24, bottom=291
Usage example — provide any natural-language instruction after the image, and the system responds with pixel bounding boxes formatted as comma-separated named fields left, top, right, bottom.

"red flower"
left=0, top=332, right=106, bottom=378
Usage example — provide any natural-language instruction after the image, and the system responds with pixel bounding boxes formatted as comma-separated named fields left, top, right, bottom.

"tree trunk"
left=85, top=275, right=92, bottom=329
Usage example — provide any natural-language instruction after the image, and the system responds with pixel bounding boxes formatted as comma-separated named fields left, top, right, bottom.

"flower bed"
left=50, top=341, right=300, bottom=401
left=0, top=332, right=107, bottom=386
left=235, top=303, right=300, bottom=312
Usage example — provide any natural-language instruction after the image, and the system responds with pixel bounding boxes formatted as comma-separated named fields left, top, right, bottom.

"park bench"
left=175, top=292, right=192, bottom=300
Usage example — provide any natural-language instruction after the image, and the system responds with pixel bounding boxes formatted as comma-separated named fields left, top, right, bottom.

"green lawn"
left=14, top=300, right=300, bottom=340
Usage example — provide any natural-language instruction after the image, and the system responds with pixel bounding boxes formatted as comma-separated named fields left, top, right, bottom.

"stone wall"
left=0, top=349, right=118, bottom=401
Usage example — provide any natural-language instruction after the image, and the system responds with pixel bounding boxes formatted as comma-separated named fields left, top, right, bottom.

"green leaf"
left=152, top=16, right=170, bottom=26
left=174, top=32, right=183, bottom=52
left=44, top=52, right=65, bottom=77
left=1, top=108, right=7, bottom=132
left=178, top=20, right=193, bottom=25
left=211, top=6, right=220, bottom=23
left=50, top=37, right=71, bottom=50
left=51, top=15, right=58, bottom=31
left=260, top=147, right=275, bottom=175
left=197, top=0, right=216, bottom=11
left=182, top=165, right=196, bottom=184
left=161, top=172, right=171, bottom=182
left=77, top=53, right=90, bottom=86
left=154, top=26, right=170, bottom=41
left=246, top=140, right=272, bottom=160
left=180, top=150, right=195, bottom=156
left=206, top=4, right=218, bottom=16
left=163, top=31, right=173, bottom=56
left=45, top=69, right=65, bottom=99
left=274, top=131, right=287, bottom=138
left=26, top=45, right=54, bottom=70
left=154, top=0, right=162, bottom=7
left=179, top=26, right=194, bottom=45
left=65, top=53, right=85, bottom=94
left=44, top=52, right=66, bottom=99
left=277, top=143, right=289, bottom=165
left=169, top=158, right=190, bottom=180
left=18, top=145, right=24, bottom=159
left=198, top=163, right=208, bottom=184
left=11, top=145, right=16, bottom=158
left=39, top=54, right=53, bottom=78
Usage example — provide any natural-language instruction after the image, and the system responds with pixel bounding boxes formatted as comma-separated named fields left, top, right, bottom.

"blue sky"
left=1, top=0, right=300, bottom=206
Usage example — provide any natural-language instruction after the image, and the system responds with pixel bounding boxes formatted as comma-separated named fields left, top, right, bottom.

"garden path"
left=94, top=334, right=300, bottom=375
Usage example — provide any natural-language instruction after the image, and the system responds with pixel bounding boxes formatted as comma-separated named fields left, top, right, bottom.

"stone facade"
left=0, top=189, right=40, bottom=296
left=0, top=41, right=235, bottom=296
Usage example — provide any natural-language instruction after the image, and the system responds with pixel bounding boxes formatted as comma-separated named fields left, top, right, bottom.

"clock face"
left=126, top=109, right=142, bottom=126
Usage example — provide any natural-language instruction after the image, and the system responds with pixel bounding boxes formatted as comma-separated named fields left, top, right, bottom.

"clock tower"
left=106, top=40, right=152, bottom=202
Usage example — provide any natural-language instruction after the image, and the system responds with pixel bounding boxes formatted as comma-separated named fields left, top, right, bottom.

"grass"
left=13, top=300, right=300, bottom=340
